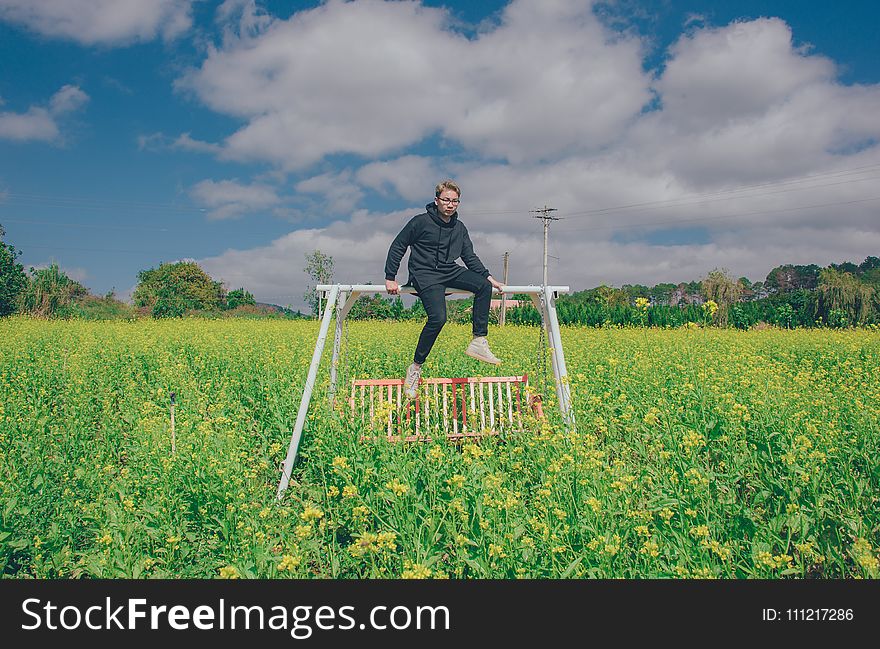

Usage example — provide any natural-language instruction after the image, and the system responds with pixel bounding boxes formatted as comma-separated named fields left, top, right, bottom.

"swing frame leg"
left=277, top=285, right=339, bottom=500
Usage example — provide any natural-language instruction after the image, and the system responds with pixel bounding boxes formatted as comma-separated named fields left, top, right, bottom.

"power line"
left=0, top=217, right=171, bottom=232
left=555, top=195, right=880, bottom=234
left=557, top=165, right=880, bottom=219
left=16, top=243, right=197, bottom=256
left=463, top=164, right=880, bottom=219
left=1, top=191, right=206, bottom=214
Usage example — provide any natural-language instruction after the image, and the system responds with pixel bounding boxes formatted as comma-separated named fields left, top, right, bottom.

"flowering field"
left=1, top=317, right=878, bottom=579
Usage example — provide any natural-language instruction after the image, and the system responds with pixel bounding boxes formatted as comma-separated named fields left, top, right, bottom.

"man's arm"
left=384, top=218, right=415, bottom=294
left=460, top=229, right=490, bottom=277
left=461, top=229, right=503, bottom=291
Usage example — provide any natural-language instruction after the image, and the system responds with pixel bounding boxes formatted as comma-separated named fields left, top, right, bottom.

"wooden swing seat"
left=350, top=374, right=542, bottom=442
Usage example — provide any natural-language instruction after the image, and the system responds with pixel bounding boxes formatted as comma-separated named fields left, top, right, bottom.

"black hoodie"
left=384, top=202, right=491, bottom=290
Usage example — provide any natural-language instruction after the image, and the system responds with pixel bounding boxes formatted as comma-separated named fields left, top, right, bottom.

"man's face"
left=435, top=189, right=460, bottom=217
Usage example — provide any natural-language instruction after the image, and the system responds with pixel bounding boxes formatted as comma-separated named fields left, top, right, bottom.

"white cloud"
left=0, top=85, right=88, bottom=142
left=356, top=156, right=441, bottom=202
left=0, top=107, right=58, bottom=141
left=173, top=133, right=224, bottom=155
left=179, top=0, right=651, bottom=169
left=190, top=178, right=282, bottom=220
left=655, top=19, right=835, bottom=132
left=186, top=3, right=880, bottom=304
left=48, top=84, right=89, bottom=114
left=200, top=208, right=415, bottom=308
left=295, top=171, right=364, bottom=215
left=0, top=0, right=193, bottom=45
left=627, top=18, right=880, bottom=188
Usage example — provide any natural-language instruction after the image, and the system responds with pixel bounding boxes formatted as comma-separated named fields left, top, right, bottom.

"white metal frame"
left=277, top=283, right=573, bottom=499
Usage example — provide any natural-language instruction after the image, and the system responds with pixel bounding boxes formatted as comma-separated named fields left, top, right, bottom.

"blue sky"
left=1, top=0, right=879, bottom=309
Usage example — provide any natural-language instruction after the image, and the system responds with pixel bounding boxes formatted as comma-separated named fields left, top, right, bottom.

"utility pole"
left=500, top=251, right=509, bottom=326
left=530, top=206, right=559, bottom=288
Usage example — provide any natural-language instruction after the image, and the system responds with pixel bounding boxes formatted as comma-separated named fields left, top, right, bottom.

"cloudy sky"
left=1, top=0, right=879, bottom=309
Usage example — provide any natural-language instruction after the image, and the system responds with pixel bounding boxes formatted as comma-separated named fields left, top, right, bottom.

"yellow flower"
left=342, top=484, right=358, bottom=498
left=402, top=562, right=432, bottom=579
left=642, top=408, right=661, bottom=426
left=277, top=554, right=301, bottom=572
left=385, top=480, right=409, bottom=497
left=488, top=544, right=507, bottom=558
left=447, top=474, right=466, bottom=489
left=852, top=538, right=879, bottom=575
left=300, top=504, right=324, bottom=522
left=352, top=505, right=368, bottom=519
left=640, top=539, right=660, bottom=557
left=689, top=525, right=710, bottom=539
left=219, top=565, right=239, bottom=579
left=295, top=524, right=313, bottom=539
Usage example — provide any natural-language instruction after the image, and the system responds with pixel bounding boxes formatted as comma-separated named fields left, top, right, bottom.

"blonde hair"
left=435, top=179, right=461, bottom=197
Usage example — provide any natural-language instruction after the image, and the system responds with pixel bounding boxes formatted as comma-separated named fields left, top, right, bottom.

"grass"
left=1, top=317, right=878, bottom=578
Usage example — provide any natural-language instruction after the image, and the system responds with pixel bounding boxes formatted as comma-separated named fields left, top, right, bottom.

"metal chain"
left=342, top=314, right=350, bottom=396
left=537, top=297, right=549, bottom=400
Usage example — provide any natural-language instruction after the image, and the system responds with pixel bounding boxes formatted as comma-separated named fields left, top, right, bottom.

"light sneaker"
left=403, top=363, right=422, bottom=399
left=465, top=336, right=501, bottom=365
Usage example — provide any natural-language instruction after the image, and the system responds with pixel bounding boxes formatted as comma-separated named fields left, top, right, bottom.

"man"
left=385, top=180, right=505, bottom=399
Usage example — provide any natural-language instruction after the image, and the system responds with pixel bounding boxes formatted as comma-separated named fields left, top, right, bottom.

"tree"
left=701, top=268, right=743, bottom=327
left=594, top=285, right=629, bottom=308
left=858, top=256, right=880, bottom=273
left=0, top=225, right=27, bottom=316
left=303, top=250, right=334, bottom=317
left=649, top=282, right=677, bottom=306
left=765, top=264, right=819, bottom=293
left=18, top=263, right=88, bottom=318
left=816, top=267, right=874, bottom=326
left=225, top=288, right=256, bottom=310
left=133, top=261, right=224, bottom=318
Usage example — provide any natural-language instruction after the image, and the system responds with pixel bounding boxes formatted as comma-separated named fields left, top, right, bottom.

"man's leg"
left=413, top=283, right=448, bottom=365
left=404, top=284, right=447, bottom=398
left=446, top=271, right=501, bottom=365
left=445, top=270, right=492, bottom=336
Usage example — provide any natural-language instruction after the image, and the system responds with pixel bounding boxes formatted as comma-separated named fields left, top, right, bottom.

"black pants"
left=413, top=270, right=493, bottom=365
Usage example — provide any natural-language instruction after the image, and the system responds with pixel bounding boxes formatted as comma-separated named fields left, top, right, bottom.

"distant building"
left=490, top=298, right=526, bottom=310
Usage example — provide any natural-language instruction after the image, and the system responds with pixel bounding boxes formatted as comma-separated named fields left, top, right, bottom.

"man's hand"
left=386, top=279, right=400, bottom=295
left=487, top=275, right=505, bottom=292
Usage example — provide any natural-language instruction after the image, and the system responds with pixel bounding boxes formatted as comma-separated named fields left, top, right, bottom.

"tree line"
left=2, top=224, right=878, bottom=327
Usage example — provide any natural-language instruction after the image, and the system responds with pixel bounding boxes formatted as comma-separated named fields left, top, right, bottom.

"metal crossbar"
left=350, top=375, right=531, bottom=442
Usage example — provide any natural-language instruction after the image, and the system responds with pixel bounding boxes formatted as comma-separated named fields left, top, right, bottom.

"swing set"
left=276, top=283, right=574, bottom=499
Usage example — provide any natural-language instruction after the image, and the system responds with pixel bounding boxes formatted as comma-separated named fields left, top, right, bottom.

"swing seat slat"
left=350, top=375, right=538, bottom=442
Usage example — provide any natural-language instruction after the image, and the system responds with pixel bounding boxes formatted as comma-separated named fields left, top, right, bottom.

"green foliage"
left=765, top=264, right=820, bottom=294
left=3, top=320, right=879, bottom=578
left=18, top=263, right=88, bottom=318
left=816, top=267, right=875, bottom=326
left=701, top=268, right=743, bottom=327
left=303, top=250, right=334, bottom=317
left=55, top=293, right=136, bottom=320
left=225, top=288, right=256, bottom=310
left=0, top=225, right=27, bottom=317
left=133, top=261, right=224, bottom=318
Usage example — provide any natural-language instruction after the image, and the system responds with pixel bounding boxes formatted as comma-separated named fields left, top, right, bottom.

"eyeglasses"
left=437, top=197, right=460, bottom=205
